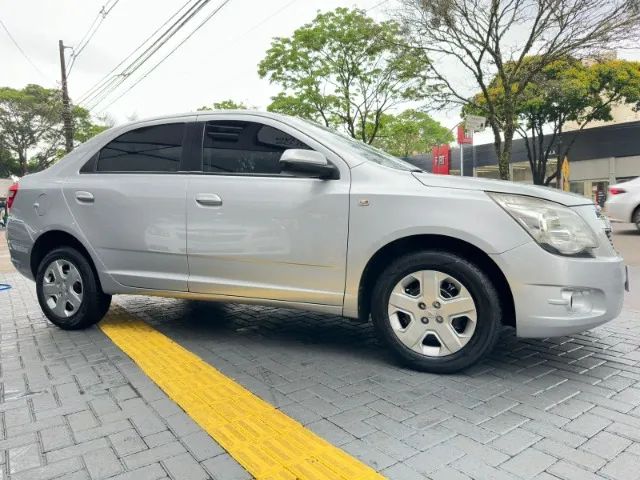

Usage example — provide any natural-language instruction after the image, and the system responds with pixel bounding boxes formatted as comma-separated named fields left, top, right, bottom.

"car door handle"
left=195, top=193, right=223, bottom=207
left=75, top=191, right=94, bottom=203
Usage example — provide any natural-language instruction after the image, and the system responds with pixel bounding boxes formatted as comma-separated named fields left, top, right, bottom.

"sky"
left=1, top=0, right=404, bottom=121
left=2, top=0, right=640, bottom=145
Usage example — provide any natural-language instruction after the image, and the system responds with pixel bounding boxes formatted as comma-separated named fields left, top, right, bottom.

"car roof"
left=121, top=110, right=288, bottom=128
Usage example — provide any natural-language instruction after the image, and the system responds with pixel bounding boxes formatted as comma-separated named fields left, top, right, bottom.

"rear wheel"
left=633, top=206, right=640, bottom=232
left=371, top=250, right=502, bottom=373
left=36, top=247, right=111, bottom=330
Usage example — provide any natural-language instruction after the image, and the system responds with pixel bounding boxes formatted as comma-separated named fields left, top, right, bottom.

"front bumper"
left=491, top=242, right=626, bottom=338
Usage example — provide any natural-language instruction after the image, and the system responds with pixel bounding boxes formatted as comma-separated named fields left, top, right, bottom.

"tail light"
left=7, top=183, right=18, bottom=210
left=608, top=187, right=626, bottom=196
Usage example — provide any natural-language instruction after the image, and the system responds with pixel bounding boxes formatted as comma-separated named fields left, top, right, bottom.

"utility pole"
left=58, top=40, right=74, bottom=153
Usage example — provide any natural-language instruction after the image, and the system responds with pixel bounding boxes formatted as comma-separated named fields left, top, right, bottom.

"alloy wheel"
left=387, top=270, right=477, bottom=357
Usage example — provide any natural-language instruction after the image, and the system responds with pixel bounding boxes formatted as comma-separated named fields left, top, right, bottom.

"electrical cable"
left=0, top=18, right=48, bottom=80
left=76, top=0, right=202, bottom=104
left=83, top=0, right=210, bottom=108
left=67, top=0, right=121, bottom=76
left=95, top=0, right=232, bottom=112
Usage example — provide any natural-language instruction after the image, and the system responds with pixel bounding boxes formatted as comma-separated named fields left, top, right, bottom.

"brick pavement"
left=0, top=270, right=248, bottom=480
left=2, top=230, right=640, bottom=479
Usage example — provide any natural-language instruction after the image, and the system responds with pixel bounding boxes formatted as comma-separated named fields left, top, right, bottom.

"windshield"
left=297, top=119, right=421, bottom=171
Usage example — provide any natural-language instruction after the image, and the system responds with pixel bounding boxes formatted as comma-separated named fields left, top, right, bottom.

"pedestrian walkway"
left=2, top=232, right=640, bottom=479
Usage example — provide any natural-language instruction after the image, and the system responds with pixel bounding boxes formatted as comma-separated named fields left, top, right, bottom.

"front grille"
left=594, top=205, right=616, bottom=251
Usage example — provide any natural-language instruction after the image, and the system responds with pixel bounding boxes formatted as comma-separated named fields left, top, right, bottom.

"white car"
left=6, top=111, right=627, bottom=373
left=605, top=177, right=640, bottom=231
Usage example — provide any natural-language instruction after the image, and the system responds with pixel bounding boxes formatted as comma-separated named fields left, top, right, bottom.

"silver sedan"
left=6, top=111, right=627, bottom=372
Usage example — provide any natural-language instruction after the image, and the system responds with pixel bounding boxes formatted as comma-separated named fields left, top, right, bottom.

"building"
left=409, top=120, right=640, bottom=207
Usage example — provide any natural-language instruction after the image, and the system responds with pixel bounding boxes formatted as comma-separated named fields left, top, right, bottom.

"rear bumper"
left=6, top=218, right=35, bottom=280
left=491, top=242, right=626, bottom=338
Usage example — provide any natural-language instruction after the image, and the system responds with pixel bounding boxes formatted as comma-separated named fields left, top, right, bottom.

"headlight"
left=488, top=193, right=599, bottom=256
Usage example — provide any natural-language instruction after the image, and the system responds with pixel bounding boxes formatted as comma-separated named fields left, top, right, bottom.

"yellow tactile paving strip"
left=100, top=308, right=385, bottom=480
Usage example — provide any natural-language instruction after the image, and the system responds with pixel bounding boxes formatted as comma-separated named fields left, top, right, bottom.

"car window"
left=96, top=123, right=185, bottom=172
left=203, top=121, right=310, bottom=175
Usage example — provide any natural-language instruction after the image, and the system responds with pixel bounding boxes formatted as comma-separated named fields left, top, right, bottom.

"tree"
left=398, top=0, right=640, bottom=180
left=374, top=109, right=453, bottom=157
left=258, top=8, right=432, bottom=144
left=198, top=99, right=249, bottom=111
left=0, top=146, right=18, bottom=177
left=0, top=84, right=110, bottom=175
left=468, top=58, right=640, bottom=185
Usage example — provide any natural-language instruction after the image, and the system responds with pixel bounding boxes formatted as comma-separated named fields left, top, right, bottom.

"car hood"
left=412, top=172, right=592, bottom=207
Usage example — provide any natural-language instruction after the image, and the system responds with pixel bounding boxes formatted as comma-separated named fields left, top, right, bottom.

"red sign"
left=457, top=125, right=473, bottom=145
left=432, top=144, right=450, bottom=175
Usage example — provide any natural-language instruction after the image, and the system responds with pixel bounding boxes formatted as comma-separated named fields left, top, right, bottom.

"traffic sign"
left=465, top=115, right=486, bottom=132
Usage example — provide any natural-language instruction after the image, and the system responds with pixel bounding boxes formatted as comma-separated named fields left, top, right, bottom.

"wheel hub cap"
left=42, top=260, right=83, bottom=317
left=387, top=270, right=477, bottom=357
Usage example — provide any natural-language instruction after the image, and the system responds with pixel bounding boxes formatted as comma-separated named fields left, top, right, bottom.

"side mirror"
left=280, top=149, right=339, bottom=179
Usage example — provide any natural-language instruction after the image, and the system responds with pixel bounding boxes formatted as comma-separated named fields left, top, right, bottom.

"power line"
left=67, top=0, right=121, bottom=76
left=234, top=0, right=300, bottom=39
left=77, top=0, right=205, bottom=106
left=0, top=18, right=48, bottom=80
left=365, top=0, right=391, bottom=12
left=95, top=0, right=233, bottom=112
left=86, top=0, right=212, bottom=109
left=76, top=0, right=200, bottom=104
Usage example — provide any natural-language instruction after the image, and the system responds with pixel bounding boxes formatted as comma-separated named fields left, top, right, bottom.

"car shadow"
left=616, top=229, right=639, bottom=236
left=116, top=296, right=612, bottom=377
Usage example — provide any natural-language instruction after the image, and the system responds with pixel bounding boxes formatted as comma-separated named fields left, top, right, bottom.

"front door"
left=186, top=116, right=350, bottom=306
left=63, top=119, right=193, bottom=291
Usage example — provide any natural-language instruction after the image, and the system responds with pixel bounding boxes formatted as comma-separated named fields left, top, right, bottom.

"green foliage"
left=374, top=109, right=453, bottom=157
left=0, top=84, right=108, bottom=175
left=0, top=147, right=18, bottom=177
left=259, top=8, right=432, bottom=144
left=198, top=99, right=249, bottom=111
left=466, top=57, right=640, bottom=185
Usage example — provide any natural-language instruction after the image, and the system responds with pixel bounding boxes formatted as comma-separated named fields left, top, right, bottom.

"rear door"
left=185, top=115, right=350, bottom=306
left=63, top=117, right=195, bottom=291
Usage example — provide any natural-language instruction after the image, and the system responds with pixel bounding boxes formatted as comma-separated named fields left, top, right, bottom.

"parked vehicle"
left=6, top=112, right=627, bottom=372
left=605, top=177, right=640, bottom=231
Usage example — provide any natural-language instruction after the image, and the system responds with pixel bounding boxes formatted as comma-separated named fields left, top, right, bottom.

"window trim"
left=80, top=122, right=189, bottom=174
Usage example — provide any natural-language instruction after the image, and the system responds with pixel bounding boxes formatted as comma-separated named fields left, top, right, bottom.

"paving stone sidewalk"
left=3, top=265, right=640, bottom=479
left=0, top=271, right=248, bottom=480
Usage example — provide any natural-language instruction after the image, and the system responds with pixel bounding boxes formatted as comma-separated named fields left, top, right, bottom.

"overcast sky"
left=1, top=0, right=399, bottom=120
left=2, top=0, right=639, bottom=143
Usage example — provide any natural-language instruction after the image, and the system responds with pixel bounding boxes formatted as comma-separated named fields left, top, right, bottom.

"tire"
left=633, top=207, right=640, bottom=232
left=371, top=250, right=502, bottom=373
left=36, top=247, right=111, bottom=330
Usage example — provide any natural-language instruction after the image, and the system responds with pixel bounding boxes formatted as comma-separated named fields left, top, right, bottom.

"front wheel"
left=371, top=250, right=502, bottom=373
left=36, top=247, right=111, bottom=330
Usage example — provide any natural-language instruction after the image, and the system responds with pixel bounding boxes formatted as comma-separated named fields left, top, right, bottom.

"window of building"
left=569, top=181, right=585, bottom=196
left=97, top=123, right=185, bottom=172
left=203, top=121, right=310, bottom=175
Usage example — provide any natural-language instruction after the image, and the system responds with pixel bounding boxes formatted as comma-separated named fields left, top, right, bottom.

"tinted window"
left=97, top=123, right=185, bottom=172
left=203, top=121, right=310, bottom=174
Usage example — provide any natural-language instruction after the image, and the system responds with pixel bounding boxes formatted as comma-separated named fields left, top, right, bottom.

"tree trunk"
left=498, top=126, right=514, bottom=180
left=19, top=151, right=27, bottom=176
